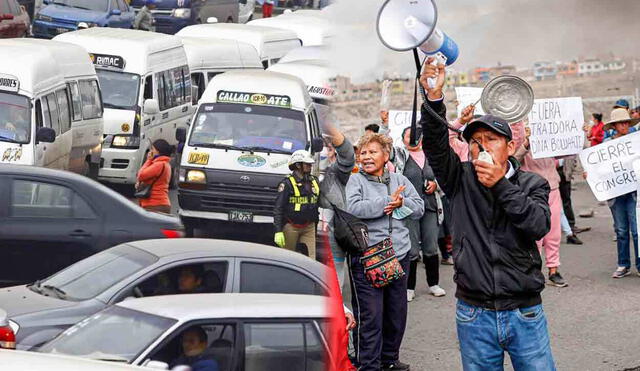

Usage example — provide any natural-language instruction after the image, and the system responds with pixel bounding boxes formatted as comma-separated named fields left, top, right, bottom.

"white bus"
left=176, top=23, right=301, bottom=69
left=55, top=28, right=193, bottom=185
left=176, top=70, right=324, bottom=235
left=248, top=13, right=334, bottom=47
left=0, top=39, right=103, bottom=175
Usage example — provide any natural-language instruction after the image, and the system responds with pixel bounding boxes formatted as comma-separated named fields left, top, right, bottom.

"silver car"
left=0, top=239, right=328, bottom=350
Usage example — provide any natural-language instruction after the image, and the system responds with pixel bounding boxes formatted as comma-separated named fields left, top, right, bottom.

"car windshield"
left=96, top=70, right=141, bottom=110
left=0, top=93, right=30, bottom=144
left=189, top=103, right=307, bottom=154
left=51, top=0, right=109, bottom=12
left=31, top=244, right=158, bottom=301
left=38, top=306, right=176, bottom=363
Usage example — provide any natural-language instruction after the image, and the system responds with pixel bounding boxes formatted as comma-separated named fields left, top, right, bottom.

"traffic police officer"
left=274, top=150, right=320, bottom=260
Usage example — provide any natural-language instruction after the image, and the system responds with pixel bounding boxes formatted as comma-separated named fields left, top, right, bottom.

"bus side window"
left=56, top=89, right=71, bottom=134
left=68, top=82, right=83, bottom=121
left=144, top=75, right=153, bottom=101
left=46, top=93, right=60, bottom=137
left=41, top=96, right=51, bottom=130
left=191, top=73, right=205, bottom=103
left=182, top=66, right=191, bottom=105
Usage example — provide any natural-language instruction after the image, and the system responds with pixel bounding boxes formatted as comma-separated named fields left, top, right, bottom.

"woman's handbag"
left=359, top=184, right=405, bottom=288
left=134, top=164, right=166, bottom=199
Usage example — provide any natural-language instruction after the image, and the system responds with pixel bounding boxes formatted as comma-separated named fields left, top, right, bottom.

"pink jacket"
left=512, top=122, right=560, bottom=190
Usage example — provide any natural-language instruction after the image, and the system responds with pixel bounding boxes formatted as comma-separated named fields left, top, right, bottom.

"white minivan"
left=248, top=13, right=334, bottom=46
left=0, top=39, right=103, bottom=176
left=55, top=28, right=194, bottom=185
left=179, top=36, right=263, bottom=105
left=176, top=70, right=324, bottom=234
left=176, top=23, right=301, bottom=69
left=268, top=60, right=335, bottom=126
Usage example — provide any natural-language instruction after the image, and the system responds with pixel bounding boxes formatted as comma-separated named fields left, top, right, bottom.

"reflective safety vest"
left=288, top=176, right=319, bottom=211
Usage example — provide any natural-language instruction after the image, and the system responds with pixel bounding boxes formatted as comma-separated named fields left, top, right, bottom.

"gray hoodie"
left=346, top=170, right=424, bottom=259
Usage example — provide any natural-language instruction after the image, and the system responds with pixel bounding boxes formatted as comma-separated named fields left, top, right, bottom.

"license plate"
left=187, top=152, right=209, bottom=165
left=228, top=210, right=253, bottom=223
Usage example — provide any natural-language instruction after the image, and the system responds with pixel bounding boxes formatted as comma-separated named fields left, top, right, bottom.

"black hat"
left=462, top=114, right=512, bottom=142
left=152, top=139, right=174, bottom=157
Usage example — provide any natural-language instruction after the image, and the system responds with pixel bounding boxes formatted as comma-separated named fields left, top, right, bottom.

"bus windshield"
left=0, top=93, right=30, bottom=144
left=189, top=103, right=307, bottom=154
left=96, top=70, right=141, bottom=111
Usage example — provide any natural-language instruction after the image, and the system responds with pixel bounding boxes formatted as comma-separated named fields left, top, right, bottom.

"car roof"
left=116, top=293, right=327, bottom=320
left=178, top=36, right=263, bottom=71
left=54, top=28, right=186, bottom=75
left=248, top=14, right=333, bottom=47
left=0, top=40, right=64, bottom=95
left=127, top=238, right=327, bottom=276
left=201, top=70, right=312, bottom=110
left=268, top=61, right=335, bottom=101
left=0, top=349, right=154, bottom=370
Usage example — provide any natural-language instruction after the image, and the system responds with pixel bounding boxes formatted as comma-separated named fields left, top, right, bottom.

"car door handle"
left=69, top=229, right=91, bottom=238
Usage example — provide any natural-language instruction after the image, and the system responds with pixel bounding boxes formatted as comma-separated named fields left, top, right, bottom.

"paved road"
left=393, top=182, right=640, bottom=371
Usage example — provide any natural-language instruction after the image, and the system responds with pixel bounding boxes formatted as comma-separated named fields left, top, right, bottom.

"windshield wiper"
left=103, top=103, right=131, bottom=110
left=42, top=285, right=68, bottom=300
left=244, top=146, right=292, bottom=154
left=190, top=143, right=247, bottom=152
left=0, top=135, right=17, bottom=143
left=28, top=280, right=43, bottom=294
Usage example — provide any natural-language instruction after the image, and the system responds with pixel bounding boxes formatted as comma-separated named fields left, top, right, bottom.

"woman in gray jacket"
left=346, top=133, right=424, bottom=371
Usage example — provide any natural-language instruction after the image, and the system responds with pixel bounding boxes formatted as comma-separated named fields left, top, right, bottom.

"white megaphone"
left=376, top=0, right=459, bottom=66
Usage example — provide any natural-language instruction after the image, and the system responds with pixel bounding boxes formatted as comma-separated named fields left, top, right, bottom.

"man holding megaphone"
left=419, top=58, right=557, bottom=370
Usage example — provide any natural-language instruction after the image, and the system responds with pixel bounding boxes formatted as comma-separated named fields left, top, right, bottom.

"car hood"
left=0, top=285, right=76, bottom=318
left=41, top=4, right=105, bottom=23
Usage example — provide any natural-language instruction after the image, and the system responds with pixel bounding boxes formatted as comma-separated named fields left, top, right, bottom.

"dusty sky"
left=327, top=0, right=640, bottom=82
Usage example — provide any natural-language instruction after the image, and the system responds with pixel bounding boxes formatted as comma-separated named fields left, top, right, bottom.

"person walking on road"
left=602, top=108, right=640, bottom=278
left=420, top=58, right=556, bottom=370
left=514, top=125, right=568, bottom=287
left=274, top=150, right=320, bottom=260
left=133, top=0, right=156, bottom=32
left=346, top=133, right=424, bottom=371
left=137, top=139, right=173, bottom=214
left=392, top=126, right=446, bottom=301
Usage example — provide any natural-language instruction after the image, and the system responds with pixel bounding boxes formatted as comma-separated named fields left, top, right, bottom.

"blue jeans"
left=609, top=192, right=639, bottom=269
left=456, top=300, right=556, bottom=371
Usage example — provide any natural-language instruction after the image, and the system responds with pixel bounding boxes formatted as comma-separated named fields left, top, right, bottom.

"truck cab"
left=177, top=70, right=324, bottom=235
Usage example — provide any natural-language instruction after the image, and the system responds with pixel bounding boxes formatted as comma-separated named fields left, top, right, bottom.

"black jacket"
left=274, top=173, right=320, bottom=232
left=421, top=98, right=551, bottom=310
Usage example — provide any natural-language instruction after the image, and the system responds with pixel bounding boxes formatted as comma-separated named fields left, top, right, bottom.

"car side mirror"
left=111, top=9, right=122, bottom=16
left=143, top=99, right=160, bottom=115
left=311, top=137, right=324, bottom=154
left=176, top=128, right=187, bottom=143
left=145, top=360, right=170, bottom=370
left=206, top=17, right=218, bottom=24
left=36, top=127, right=56, bottom=143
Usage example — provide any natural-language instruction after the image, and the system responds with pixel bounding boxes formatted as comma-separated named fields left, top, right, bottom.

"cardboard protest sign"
left=634, top=160, right=640, bottom=230
left=579, top=131, right=640, bottom=201
left=527, top=97, right=585, bottom=159
left=455, top=87, right=485, bottom=117
left=388, top=110, right=420, bottom=147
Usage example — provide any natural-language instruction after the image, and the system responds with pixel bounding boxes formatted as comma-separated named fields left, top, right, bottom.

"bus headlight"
left=172, top=8, right=191, bottom=18
left=186, top=170, right=206, bottom=184
left=111, top=135, right=140, bottom=149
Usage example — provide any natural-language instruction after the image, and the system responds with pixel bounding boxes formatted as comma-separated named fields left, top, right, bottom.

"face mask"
left=392, top=205, right=414, bottom=220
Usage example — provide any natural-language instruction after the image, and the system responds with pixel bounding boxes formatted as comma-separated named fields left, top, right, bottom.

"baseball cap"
left=614, top=99, right=630, bottom=109
left=462, top=114, right=512, bottom=142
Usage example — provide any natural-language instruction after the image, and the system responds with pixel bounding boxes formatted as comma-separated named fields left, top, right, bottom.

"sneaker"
left=566, top=234, right=583, bottom=245
left=573, top=226, right=591, bottom=234
left=612, top=267, right=630, bottom=278
left=407, top=289, right=415, bottom=302
left=441, top=257, right=454, bottom=265
left=548, top=272, right=568, bottom=287
left=429, top=285, right=446, bottom=297
left=382, top=361, right=411, bottom=370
